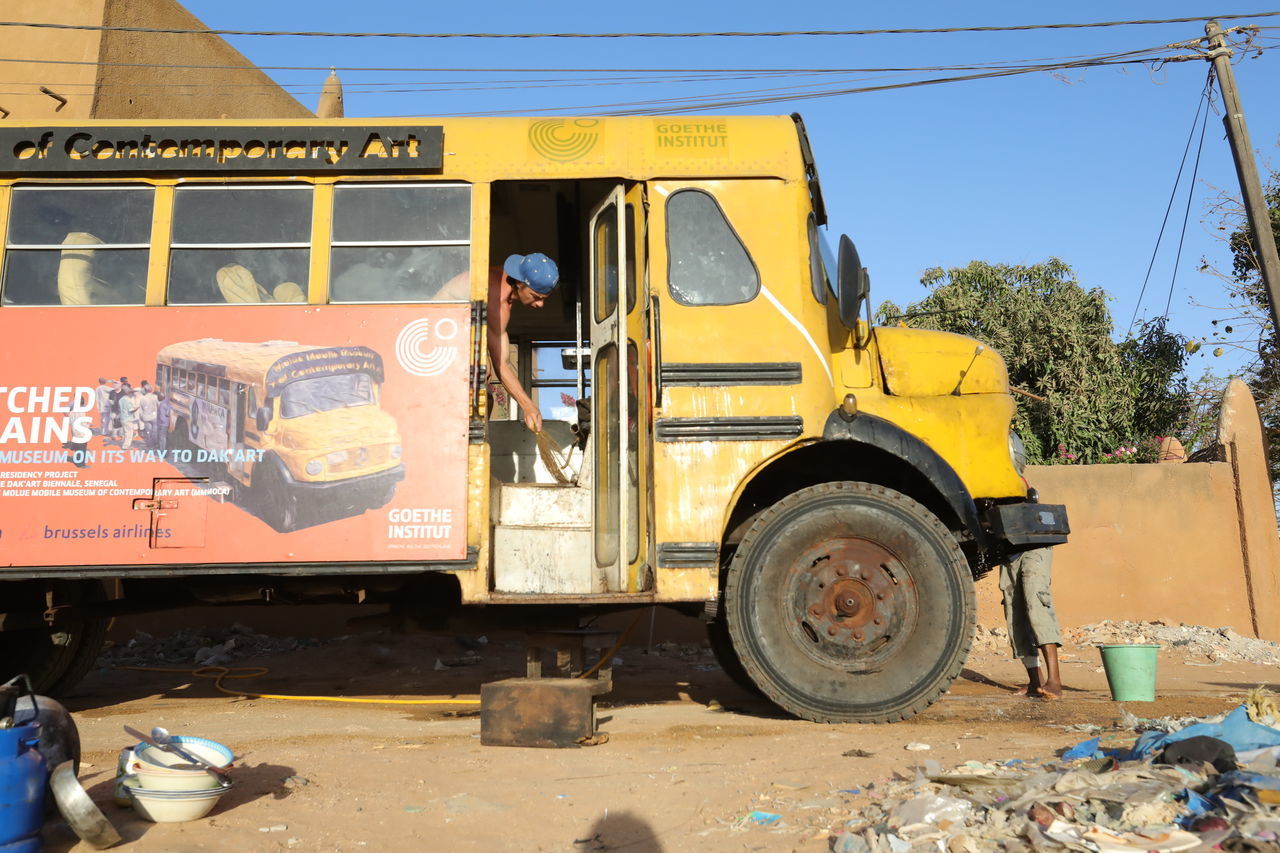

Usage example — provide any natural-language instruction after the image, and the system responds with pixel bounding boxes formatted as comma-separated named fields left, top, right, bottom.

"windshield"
left=817, top=229, right=838, bottom=302
left=279, top=373, right=374, bottom=418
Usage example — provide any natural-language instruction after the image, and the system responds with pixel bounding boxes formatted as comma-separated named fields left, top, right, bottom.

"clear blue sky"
left=187, top=1, right=1280, bottom=373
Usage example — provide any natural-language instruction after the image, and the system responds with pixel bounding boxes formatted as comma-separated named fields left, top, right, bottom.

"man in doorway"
left=1000, top=546, right=1063, bottom=699
left=486, top=252, right=561, bottom=434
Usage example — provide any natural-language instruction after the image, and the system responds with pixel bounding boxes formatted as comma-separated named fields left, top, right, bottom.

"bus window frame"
left=166, top=182, right=314, bottom=307
left=327, top=180, right=474, bottom=305
left=2, top=183, right=155, bottom=308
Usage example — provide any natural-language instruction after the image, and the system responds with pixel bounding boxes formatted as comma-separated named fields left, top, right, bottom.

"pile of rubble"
left=1069, top=621, right=1280, bottom=667
left=971, top=620, right=1280, bottom=667
left=97, top=623, right=329, bottom=669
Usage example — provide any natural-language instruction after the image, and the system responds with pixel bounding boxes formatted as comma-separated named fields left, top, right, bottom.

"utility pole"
left=1205, top=20, right=1280, bottom=338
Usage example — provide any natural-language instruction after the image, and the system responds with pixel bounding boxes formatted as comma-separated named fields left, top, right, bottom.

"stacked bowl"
left=122, top=736, right=233, bottom=822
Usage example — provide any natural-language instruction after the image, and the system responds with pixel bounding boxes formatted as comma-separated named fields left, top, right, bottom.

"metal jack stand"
left=480, top=629, right=616, bottom=748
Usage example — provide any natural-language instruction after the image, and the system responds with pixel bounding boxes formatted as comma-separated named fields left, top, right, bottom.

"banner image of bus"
left=157, top=338, right=405, bottom=533
left=0, top=305, right=469, bottom=566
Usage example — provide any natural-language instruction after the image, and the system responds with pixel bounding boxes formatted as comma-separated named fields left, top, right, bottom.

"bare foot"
left=1034, top=683, right=1063, bottom=700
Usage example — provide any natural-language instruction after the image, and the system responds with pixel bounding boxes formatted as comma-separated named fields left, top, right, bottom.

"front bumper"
left=982, top=501, right=1070, bottom=551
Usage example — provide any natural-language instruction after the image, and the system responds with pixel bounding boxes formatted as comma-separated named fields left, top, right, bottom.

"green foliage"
left=876, top=259, right=1191, bottom=464
left=1222, top=172, right=1280, bottom=485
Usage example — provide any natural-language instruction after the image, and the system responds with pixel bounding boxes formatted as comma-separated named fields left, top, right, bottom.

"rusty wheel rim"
left=783, top=537, right=919, bottom=673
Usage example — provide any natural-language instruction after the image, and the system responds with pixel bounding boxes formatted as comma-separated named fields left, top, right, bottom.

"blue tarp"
left=1129, top=706, right=1280, bottom=760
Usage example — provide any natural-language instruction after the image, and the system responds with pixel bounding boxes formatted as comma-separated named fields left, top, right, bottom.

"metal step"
left=496, top=482, right=590, bottom=527
left=492, top=523, right=598, bottom=594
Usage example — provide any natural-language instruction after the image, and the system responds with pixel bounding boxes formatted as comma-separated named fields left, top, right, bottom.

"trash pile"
left=98, top=622, right=329, bottom=668
left=824, top=691, right=1280, bottom=852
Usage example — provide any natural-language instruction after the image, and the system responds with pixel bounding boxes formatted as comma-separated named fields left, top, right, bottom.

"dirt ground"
left=36, top=609, right=1280, bottom=853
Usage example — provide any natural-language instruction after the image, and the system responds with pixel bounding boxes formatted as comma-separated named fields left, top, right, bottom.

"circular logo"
left=529, top=119, right=601, bottom=162
left=395, top=318, right=459, bottom=378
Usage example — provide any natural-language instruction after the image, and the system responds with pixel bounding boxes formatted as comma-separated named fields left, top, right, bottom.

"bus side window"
left=329, top=184, right=471, bottom=303
left=1, top=186, right=152, bottom=307
left=665, top=189, right=759, bottom=307
left=168, top=186, right=311, bottom=305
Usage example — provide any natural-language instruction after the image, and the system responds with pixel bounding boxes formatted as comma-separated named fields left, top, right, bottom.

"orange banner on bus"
left=0, top=304, right=471, bottom=568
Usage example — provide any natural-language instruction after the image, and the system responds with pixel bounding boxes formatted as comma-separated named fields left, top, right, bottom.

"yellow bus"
left=0, top=116, right=1066, bottom=721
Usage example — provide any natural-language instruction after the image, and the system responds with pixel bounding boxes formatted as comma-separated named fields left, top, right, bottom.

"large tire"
left=705, top=613, right=764, bottom=697
left=0, top=581, right=109, bottom=697
left=724, top=482, right=974, bottom=723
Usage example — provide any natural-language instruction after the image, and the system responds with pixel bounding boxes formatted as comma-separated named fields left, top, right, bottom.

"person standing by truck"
left=1000, top=546, right=1064, bottom=699
left=486, top=252, right=561, bottom=434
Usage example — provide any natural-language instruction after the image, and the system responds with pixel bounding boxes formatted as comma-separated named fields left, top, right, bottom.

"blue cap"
left=504, top=253, right=560, bottom=296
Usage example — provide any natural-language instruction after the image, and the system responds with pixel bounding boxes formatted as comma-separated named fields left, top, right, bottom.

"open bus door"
left=587, top=184, right=652, bottom=593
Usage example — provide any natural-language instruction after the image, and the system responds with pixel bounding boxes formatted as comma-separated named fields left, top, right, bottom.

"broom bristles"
left=535, top=429, right=574, bottom=484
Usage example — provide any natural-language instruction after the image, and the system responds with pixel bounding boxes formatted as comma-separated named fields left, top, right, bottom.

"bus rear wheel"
left=723, top=481, right=974, bottom=724
left=0, top=580, right=109, bottom=697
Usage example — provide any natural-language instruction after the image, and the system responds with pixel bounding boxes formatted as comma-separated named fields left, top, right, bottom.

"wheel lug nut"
left=810, top=606, right=822, bottom=617
left=873, top=619, right=882, bottom=626
left=876, top=593, right=884, bottom=600
left=853, top=632, right=863, bottom=641
left=835, top=567, right=847, bottom=577
left=827, top=626, right=839, bottom=636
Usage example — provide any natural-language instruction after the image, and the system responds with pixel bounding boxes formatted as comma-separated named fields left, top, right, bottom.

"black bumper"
left=982, top=501, right=1070, bottom=551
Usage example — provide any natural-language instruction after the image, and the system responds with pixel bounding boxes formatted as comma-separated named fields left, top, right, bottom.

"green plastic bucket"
left=1099, top=644, right=1159, bottom=702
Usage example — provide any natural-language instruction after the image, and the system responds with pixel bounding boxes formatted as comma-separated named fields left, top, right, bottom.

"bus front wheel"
left=723, top=481, right=974, bottom=724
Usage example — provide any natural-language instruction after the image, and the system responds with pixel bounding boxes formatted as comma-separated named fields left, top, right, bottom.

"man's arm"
left=486, top=290, right=543, bottom=433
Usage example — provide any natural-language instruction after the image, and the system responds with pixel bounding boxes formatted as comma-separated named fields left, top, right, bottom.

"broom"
left=535, top=430, right=574, bottom=484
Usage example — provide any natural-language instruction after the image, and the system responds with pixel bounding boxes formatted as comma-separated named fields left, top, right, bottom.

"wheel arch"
left=721, top=413, right=986, bottom=574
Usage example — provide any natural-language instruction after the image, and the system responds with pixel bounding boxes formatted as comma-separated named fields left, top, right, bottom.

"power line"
left=1161, top=79, right=1213, bottom=320
left=0, top=12, right=1278, bottom=39
left=1129, top=70, right=1216, bottom=335
left=438, top=48, right=1206, bottom=117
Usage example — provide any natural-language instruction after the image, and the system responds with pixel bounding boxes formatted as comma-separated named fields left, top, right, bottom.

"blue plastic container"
left=0, top=722, right=46, bottom=853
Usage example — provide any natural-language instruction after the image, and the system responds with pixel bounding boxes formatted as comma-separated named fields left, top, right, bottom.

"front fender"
left=822, top=410, right=986, bottom=550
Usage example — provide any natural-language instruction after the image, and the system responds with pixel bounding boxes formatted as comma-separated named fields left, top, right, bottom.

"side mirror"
left=837, top=235, right=872, bottom=345
left=255, top=406, right=271, bottom=432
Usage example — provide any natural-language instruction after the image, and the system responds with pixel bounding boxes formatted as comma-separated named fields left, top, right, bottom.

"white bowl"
left=130, top=763, right=223, bottom=791
left=124, top=781, right=230, bottom=823
left=133, top=737, right=233, bottom=771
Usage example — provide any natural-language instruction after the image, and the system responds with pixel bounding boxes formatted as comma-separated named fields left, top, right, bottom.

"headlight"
left=391, top=444, right=402, bottom=459
left=305, top=459, right=323, bottom=476
left=1008, top=431, right=1027, bottom=474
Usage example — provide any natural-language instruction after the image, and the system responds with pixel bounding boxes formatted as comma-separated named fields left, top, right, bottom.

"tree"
left=1207, top=170, right=1280, bottom=486
left=876, top=259, right=1192, bottom=465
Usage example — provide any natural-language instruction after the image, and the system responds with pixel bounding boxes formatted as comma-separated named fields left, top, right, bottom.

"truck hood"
left=874, top=327, right=1009, bottom=397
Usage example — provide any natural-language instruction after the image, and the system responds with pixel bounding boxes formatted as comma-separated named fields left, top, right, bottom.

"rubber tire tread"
left=705, top=613, right=765, bottom=698
left=723, top=481, right=974, bottom=724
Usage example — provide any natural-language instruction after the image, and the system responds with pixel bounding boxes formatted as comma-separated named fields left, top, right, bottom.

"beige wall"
left=978, top=379, right=1280, bottom=641
left=2, top=0, right=310, bottom=120
left=3, top=0, right=107, bottom=120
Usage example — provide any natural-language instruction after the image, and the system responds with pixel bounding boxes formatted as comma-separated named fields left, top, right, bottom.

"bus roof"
left=157, top=339, right=384, bottom=393
left=0, top=115, right=807, bottom=183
